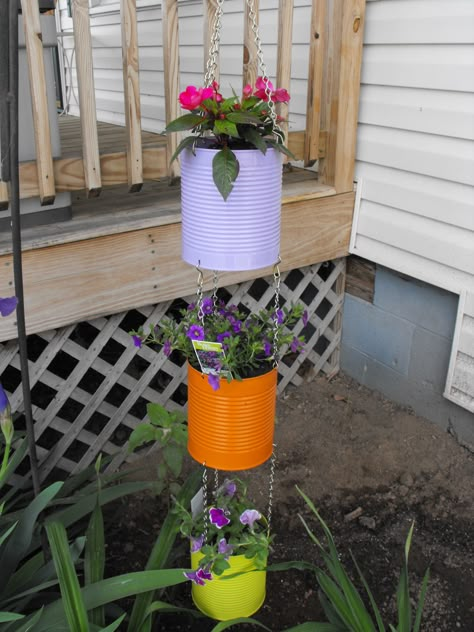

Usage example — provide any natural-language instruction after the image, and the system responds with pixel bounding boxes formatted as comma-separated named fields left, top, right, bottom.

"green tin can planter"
left=190, top=551, right=266, bottom=621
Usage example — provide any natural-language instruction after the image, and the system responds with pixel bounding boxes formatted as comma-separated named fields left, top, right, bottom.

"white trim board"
left=445, top=291, right=474, bottom=414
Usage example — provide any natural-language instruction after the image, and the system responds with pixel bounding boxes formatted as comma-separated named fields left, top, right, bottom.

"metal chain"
left=245, top=0, right=284, bottom=142
left=195, top=264, right=205, bottom=327
left=267, top=446, right=277, bottom=530
left=272, top=257, right=281, bottom=366
left=202, top=464, right=208, bottom=542
left=204, top=0, right=225, bottom=88
left=212, top=270, right=219, bottom=313
left=213, top=469, right=219, bottom=494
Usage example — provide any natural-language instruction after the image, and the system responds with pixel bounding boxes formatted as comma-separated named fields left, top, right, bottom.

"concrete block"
left=374, top=266, right=458, bottom=338
left=341, top=343, right=474, bottom=449
left=342, top=294, right=415, bottom=375
left=408, top=327, right=452, bottom=393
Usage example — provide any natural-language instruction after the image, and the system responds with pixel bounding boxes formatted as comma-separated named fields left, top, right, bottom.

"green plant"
left=131, top=299, right=306, bottom=391
left=128, top=403, right=188, bottom=496
left=175, top=477, right=272, bottom=582
left=296, top=486, right=430, bottom=632
left=166, top=78, right=292, bottom=200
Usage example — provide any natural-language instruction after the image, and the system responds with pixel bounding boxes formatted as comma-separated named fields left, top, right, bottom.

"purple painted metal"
left=180, top=146, right=282, bottom=271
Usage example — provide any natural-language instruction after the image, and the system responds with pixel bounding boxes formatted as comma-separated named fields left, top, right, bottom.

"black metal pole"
left=8, top=0, right=41, bottom=496
left=0, top=1, right=10, bottom=182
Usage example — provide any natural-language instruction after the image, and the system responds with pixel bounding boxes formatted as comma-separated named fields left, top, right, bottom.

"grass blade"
left=351, top=553, right=386, bottom=632
left=84, top=499, right=105, bottom=627
left=46, top=522, right=90, bottom=632
left=6, top=607, right=43, bottom=632
left=98, top=613, right=126, bottom=632
left=0, top=612, right=24, bottom=622
left=413, top=568, right=430, bottom=632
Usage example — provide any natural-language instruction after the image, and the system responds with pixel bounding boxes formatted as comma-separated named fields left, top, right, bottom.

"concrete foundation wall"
left=341, top=266, right=474, bottom=450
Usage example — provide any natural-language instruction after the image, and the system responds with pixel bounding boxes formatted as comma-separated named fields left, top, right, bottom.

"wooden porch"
left=0, top=0, right=365, bottom=343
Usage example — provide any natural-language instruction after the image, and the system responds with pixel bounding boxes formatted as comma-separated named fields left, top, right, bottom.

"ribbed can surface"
left=191, top=552, right=266, bottom=620
left=187, top=364, right=277, bottom=470
left=180, top=147, right=282, bottom=271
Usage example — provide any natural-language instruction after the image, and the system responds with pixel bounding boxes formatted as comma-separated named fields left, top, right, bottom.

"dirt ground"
left=107, top=372, right=474, bottom=631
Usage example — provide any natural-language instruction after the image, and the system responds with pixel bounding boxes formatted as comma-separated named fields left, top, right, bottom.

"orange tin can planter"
left=187, top=363, right=277, bottom=470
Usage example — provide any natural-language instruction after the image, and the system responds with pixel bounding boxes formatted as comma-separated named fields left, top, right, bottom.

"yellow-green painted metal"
left=191, top=551, right=266, bottom=621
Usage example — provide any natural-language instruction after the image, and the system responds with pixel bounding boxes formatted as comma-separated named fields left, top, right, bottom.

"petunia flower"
left=302, top=310, right=309, bottom=327
left=239, top=509, right=261, bottom=529
left=263, top=339, right=272, bottom=357
left=209, top=507, right=230, bottom=529
left=191, top=534, right=205, bottom=553
left=163, top=340, right=171, bottom=357
left=132, top=335, right=142, bottom=349
left=187, top=324, right=205, bottom=340
left=201, top=297, right=213, bottom=315
left=207, top=373, right=220, bottom=391
left=216, top=331, right=231, bottom=343
left=290, top=337, right=304, bottom=354
left=0, top=296, right=18, bottom=318
left=183, top=567, right=212, bottom=585
left=0, top=383, right=13, bottom=445
left=187, top=302, right=196, bottom=311
left=276, top=309, right=284, bottom=325
left=223, top=479, right=237, bottom=497
left=218, top=537, right=234, bottom=560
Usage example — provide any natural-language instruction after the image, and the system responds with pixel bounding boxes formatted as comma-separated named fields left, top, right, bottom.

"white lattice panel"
left=0, top=261, right=346, bottom=484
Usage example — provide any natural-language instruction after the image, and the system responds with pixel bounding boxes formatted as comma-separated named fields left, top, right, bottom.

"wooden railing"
left=0, top=0, right=365, bottom=208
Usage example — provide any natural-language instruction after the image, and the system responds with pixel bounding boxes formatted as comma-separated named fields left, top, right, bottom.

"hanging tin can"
left=190, top=551, right=266, bottom=621
left=180, top=146, right=283, bottom=272
left=187, top=363, right=277, bottom=470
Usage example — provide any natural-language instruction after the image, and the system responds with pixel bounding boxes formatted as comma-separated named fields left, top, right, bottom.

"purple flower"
left=218, top=537, right=234, bottom=560
left=239, top=509, right=261, bottom=529
left=223, top=479, right=237, bottom=497
left=0, top=384, right=13, bottom=445
left=191, top=534, right=205, bottom=553
left=230, top=319, right=241, bottom=333
left=0, top=383, right=9, bottom=414
left=263, top=339, right=272, bottom=357
left=184, top=568, right=212, bottom=585
left=0, top=296, right=18, bottom=318
left=163, top=340, right=171, bottom=356
left=132, top=335, right=142, bottom=349
left=290, top=337, right=304, bottom=354
left=302, top=310, right=309, bottom=327
left=201, top=297, right=213, bottom=315
left=209, top=507, right=230, bottom=529
left=207, top=373, right=220, bottom=391
left=276, top=309, right=284, bottom=325
left=187, top=302, right=196, bottom=311
left=216, top=331, right=231, bottom=343
left=187, top=324, right=205, bottom=340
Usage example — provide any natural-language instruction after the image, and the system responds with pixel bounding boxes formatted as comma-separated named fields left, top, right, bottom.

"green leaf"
left=32, top=570, right=190, bottom=632
left=211, top=618, right=271, bottom=632
left=0, top=438, right=28, bottom=491
left=169, top=135, right=197, bottom=164
left=413, top=568, right=430, bottom=632
left=147, top=403, right=171, bottom=428
left=266, top=138, right=295, bottom=159
left=226, top=111, right=261, bottom=126
left=128, top=425, right=161, bottom=453
left=46, top=522, right=90, bottom=632
left=212, top=147, right=239, bottom=201
left=239, top=127, right=268, bottom=153
left=351, top=553, right=386, bottom=632
left=220, top=97, right=239, bottom=112
left=165, top=114, right=203, bottom=133
left=0, top=521, right=18, bottom=547
left=98, top=614, right=126, bottom=632
left=7, top=607, right=43, bottom=632
left=0, top=611, right=25, bottom=622
left=0, top=481, right=63, bottom=593
left=284, top=625, right=345, bottom=632
left=84, top=498, right=105, bottom=627
left=126, top=468, right=202, bottom=632
left=213, top=119, right=240, bottom=138
left=163, top=444, right=183, bottom=478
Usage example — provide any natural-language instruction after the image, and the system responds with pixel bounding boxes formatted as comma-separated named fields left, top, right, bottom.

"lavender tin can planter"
left=180, top=146, right=283, bottom=271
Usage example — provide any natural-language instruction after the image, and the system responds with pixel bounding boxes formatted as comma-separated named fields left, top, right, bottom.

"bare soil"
left=107, top=373, right=474, bottom=631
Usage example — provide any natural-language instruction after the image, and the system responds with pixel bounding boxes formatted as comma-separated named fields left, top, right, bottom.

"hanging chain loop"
left=195, top=264, right=205, bottom=327
left=212, top=270, right=219, bottom=313
left=245, top=0, right=284, bottom=142
left=272, top=257, right=281, bottom=367
left=204, top=0, right=225, bottom=88
left=267, top=446, right=277, bottom=530
left=202, top=464, right=209, bottom=542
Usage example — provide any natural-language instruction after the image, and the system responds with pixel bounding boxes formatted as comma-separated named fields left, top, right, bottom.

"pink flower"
left=179, top=86, right=213, bottom=110
left=254, top=77, right=290, bottom=103
left=272, top=88, right=290, bottom=103
left=243, top=84, right=253, bottom=98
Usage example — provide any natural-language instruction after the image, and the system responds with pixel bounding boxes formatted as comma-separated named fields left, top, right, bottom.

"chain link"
left=204, top=0, right=225, bottom=88
left=195, top=264, right=205, bottom=327
left=272, top=257, right=281, bottom=366
left=213, top=469, right=219, bottom=493
left=202, top=464, right=208, bottom=542
left=212, top=270, right=219, bottom=313
left=245, top=0, right=284, bottom=142
left=267, top=446, right=277, bottom=530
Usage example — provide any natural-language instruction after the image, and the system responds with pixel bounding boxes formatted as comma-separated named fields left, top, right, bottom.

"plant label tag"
left=191, top=487, right=204, bottom=518
left=192, top=340, right=231, bottom=378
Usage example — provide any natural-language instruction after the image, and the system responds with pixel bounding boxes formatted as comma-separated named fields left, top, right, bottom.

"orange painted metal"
left=187, top=364, right=277, bottom=470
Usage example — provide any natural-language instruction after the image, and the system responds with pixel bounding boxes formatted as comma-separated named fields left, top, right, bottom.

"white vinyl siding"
left=351, top=0, right=474, bottom=297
